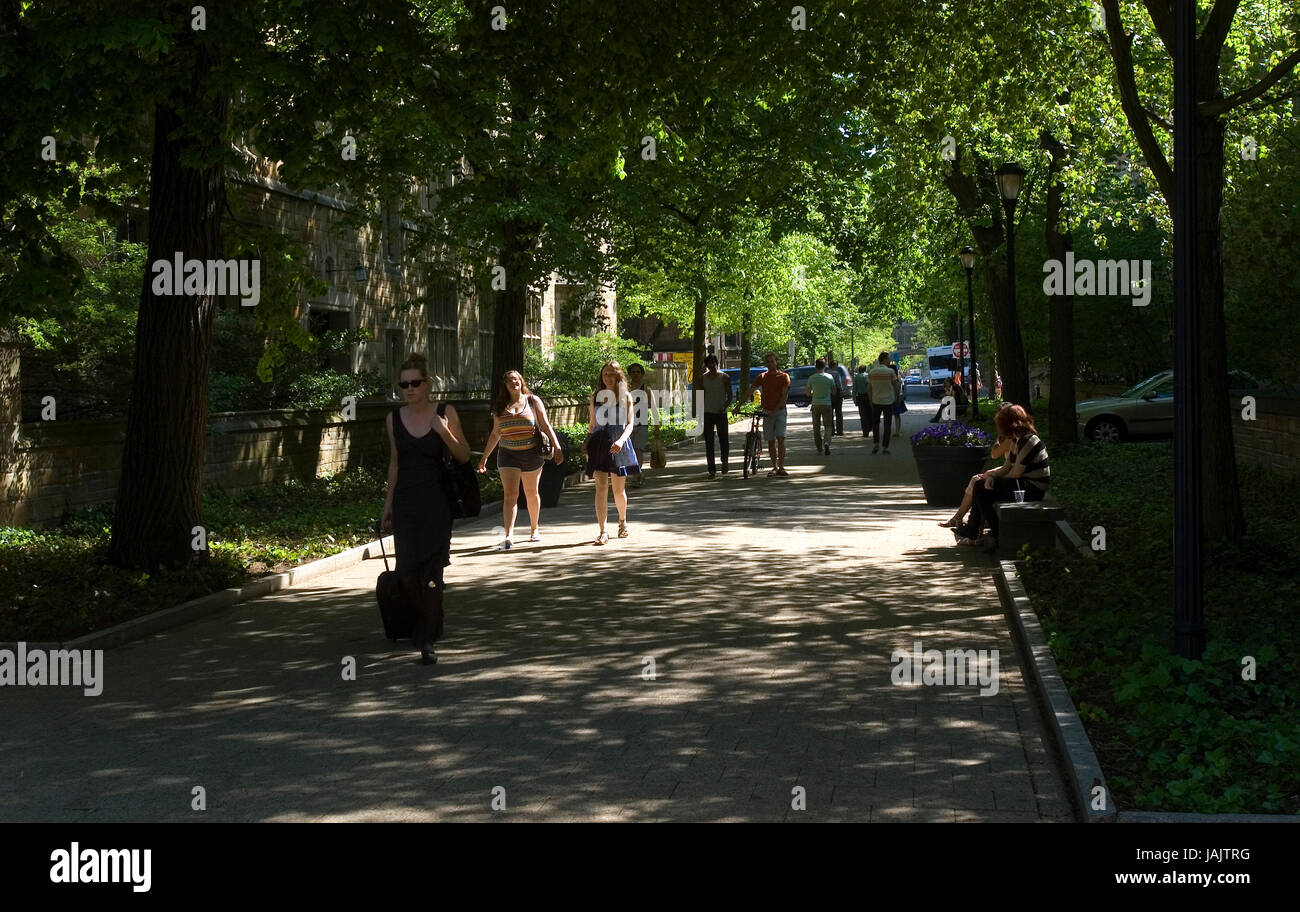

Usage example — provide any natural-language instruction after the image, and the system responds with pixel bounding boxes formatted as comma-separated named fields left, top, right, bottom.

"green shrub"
left=524, top=333, right=645, bottom=399
left=1018, top=441, right=1300, bottom=813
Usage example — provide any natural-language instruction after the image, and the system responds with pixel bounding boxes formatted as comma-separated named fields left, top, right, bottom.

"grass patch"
left=1017, top=441, right=1300, bottom=813
left=1, top=467, right=393, bottom=642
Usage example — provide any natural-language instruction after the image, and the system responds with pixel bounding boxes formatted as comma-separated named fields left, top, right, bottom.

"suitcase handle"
left=374, top=519, right=391, bottom=572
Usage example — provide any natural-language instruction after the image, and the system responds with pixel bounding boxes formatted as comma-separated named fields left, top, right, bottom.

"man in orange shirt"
left=754, top=352, right=791, bottom=476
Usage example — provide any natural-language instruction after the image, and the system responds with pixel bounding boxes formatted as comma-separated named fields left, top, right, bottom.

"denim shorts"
left=762, top=407, right=788, bottom=441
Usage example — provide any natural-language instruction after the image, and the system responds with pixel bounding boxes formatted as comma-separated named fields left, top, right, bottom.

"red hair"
left=994, top=403, right=1037, bottom=440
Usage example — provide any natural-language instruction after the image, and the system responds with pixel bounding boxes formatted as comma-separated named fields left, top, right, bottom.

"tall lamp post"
left=1172, top=1, right=1204, bottom=658
left=995, top=162, right=1025, bottom=410
left=959, top=246, right=978, bottom=418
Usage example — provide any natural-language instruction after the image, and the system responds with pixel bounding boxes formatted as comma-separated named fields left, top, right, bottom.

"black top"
left=391, top=405, right=452, bottom=579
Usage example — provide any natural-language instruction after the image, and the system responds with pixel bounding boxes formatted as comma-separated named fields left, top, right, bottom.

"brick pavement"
left=0, top=388, right=1073, bottom=822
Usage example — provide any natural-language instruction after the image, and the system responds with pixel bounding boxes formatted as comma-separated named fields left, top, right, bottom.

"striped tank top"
left=1015, top=434, right=1051, bottom=491
left=498, top=399, right=538, bottom=451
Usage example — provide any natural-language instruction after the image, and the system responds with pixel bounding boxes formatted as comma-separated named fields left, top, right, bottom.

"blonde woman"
left=584, top=360, right=641, bottom=543
left=478, top=370, right=563, bottom=549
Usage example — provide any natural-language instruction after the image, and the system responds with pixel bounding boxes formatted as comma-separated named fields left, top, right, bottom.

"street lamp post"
left=1172, top=0, right=1204, bottom=659
left=995, top=161, right=1025, bottom=411
left=959, top=245, right=978, bottom=418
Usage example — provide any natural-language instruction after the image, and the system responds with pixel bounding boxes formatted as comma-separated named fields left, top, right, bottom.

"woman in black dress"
left=381, top=354, right=471, bottom=665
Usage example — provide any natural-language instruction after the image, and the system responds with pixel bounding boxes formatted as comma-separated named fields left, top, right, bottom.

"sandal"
left=956, top=537, right=981, bottom=547
left=594, top=531, right=609, bottom=546
left=618, top=521, right=628, bottom=538
left=938, top=517, right=962, bottom=528
left=529, top=531, right=541, bottom=542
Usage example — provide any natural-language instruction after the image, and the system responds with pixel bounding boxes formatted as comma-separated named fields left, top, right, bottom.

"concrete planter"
left=911, top=444, right=990, bottom=508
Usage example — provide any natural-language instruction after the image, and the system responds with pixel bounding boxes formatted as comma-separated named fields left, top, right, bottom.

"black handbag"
left=529, top=395, right=555, bottom=458
left=436, top=402, right=481, bottom=518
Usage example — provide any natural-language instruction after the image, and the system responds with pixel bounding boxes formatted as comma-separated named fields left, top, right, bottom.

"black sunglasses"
left=398, top=379, right=425, bottom=389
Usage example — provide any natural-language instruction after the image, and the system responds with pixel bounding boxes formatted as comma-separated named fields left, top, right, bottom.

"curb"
left=994, top=559, right=1300, bottom=823
left=8, top=535, right=397, bottom=652
left=994, top=558, right=1115, bottom=823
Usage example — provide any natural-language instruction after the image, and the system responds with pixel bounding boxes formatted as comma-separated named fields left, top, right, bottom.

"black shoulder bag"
left=436, top=402, right=481, bottom=518
left=529, top=395, right=555, bottom=458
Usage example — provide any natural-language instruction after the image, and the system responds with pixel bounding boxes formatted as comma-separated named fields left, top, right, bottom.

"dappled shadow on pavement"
left=0, top=396, right=1070, bottom=822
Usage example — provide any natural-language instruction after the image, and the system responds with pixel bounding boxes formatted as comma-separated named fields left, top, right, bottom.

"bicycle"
left=742, top=410, right=764, bottom=478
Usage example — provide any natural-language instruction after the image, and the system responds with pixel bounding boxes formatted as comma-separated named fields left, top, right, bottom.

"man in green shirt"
left=808, top=358, right=836, bottom=456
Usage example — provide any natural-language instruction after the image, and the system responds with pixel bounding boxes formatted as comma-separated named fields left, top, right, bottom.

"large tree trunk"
left=1194, top=113, right=1243, bottom=541
left=691, top=279, right=707, bottom=392
left=1043, top=132, right=1076, bottom=444
left=492, top=221, right=534, bottom=387
left=108, top=59, right=227, bottom=569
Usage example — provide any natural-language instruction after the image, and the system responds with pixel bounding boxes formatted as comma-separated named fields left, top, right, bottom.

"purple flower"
left=910, top=421, right=991, bottom=448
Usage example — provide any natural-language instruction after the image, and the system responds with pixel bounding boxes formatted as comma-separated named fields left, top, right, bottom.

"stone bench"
left=995, top=493, right=1064, bottom=556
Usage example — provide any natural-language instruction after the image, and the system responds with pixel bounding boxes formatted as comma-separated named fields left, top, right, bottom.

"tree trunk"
left=691, top=279, right=707, bottom=393
left=1043, top=133, right=1076, bottom=444
left=1194, top=113, right=1243, bottom=541
left=492, top=222, right=534, bottom=387
left=107, top=57, right=227, bottom=569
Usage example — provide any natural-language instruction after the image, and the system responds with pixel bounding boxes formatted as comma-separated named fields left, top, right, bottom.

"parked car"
left=1076, top=369, right=1261, bottom=442
left=786, top=364, right=819, bottom=407
left=721, top=367, right=766, bottom=405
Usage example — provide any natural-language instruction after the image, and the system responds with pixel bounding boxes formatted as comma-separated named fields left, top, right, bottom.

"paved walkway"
left=1, top=388, right=1072, bottom=822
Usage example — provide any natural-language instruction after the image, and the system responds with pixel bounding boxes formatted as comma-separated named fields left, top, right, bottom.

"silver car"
left=1076, top=370, right=1174, bottom=442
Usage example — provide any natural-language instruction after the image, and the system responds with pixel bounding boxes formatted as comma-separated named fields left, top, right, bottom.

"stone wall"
left=0, top=395, right=589, bottom=528
left=1232, top=395, right=1300, bottom=480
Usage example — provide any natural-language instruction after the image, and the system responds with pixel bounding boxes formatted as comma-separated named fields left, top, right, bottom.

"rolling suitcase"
left=375, top=522, right=414, bottom=641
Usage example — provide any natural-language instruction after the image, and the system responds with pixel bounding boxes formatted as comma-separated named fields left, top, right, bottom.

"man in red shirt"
left=754, top=352, right=791, bottom=476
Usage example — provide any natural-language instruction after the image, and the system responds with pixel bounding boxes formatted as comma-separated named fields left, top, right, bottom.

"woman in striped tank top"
left=955, top=403, right=1051, bottom=549
left=478, top=370, right=564, bottom=550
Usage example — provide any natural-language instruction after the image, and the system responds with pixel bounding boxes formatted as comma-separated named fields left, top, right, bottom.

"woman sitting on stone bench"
left=953, top=403, right=1051, bottom=550
left=939, top=432, right=1014, bottom=530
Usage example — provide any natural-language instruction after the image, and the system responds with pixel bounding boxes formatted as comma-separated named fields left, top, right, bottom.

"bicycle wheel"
left=742, top=431, right=759, bottom=479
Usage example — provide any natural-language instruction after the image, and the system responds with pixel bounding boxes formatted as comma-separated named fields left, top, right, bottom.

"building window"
left=308, top=307, right=352, bottom=373
left=525, top=293, right=542, bottom=348
left=427, top=279, right=459, bottom=380
left=383, top=201, right=404, bottom=264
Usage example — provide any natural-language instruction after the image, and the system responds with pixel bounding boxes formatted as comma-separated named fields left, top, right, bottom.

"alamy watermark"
left=594, top=387, right=704, bottom=436
left=50, top=843, right=150, bottom=892
left=151, top=253, right=261, bottom=306
left=891, top=639, right=999, bottom=696
left=0, top=642, right=103, bottom=696
left=1042, top=251, right=1151, bottom=306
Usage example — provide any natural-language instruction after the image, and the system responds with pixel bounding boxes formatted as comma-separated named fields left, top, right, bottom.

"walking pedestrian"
left=808, top=358, right=835, bottom=456
left=585, top=360, right=640, bottom=544
left=852, top=365, right=871, bottom=436
left=477, top=370, right=564, bottom=549
left=828, top=358, right=848, bottom=436
left=890, top=361, right=908, bottom=435
left=697, top=354, right=733, bottom=478
left=866, top=352, right=896, bottom=454
left=626, top=362, right=654, bottom=487
left=754, top=352, right=791, bottom=476
left=381, top=353, right=471, bottom=665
